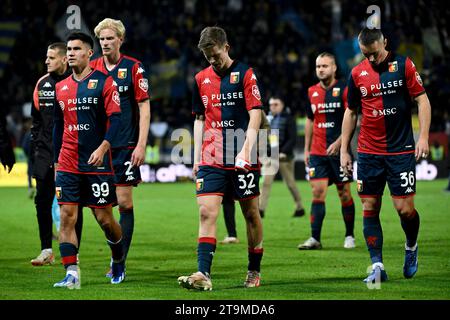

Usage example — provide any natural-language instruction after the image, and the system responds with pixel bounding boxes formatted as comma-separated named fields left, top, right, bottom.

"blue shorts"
left=309, top=155, right=353, bottom=185
left=196, top=165, right=260, bottom=200
left=356, top=152, right=416, bottom=198
left=55, top=171, right=117, bottom=208
left=112, top=148, right=142, bottom=186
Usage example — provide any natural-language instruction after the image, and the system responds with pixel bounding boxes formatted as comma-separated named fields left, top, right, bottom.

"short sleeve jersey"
left=55, top=69, right=121, bottom=174
left=90, top=55, right=149, bottom=148
left=192, top=61, right=263, bottom=169
left=347, top=53, right=425, bottom=155
left=306, top=79, right=348, bottom=156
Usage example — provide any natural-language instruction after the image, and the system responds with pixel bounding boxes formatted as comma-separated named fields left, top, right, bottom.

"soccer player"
left=91, top=18, right=150, bottom=276
left=341, top=28, right=431, bottom=283
left=298, top=53, right=355, bottom=250
left=53, top=32, right=125, bottom=289
left=178, top=26, right=264, bottom=290
left=30, top=42, right=84, bottom=266
left=259, top=96, right=305, bottom=218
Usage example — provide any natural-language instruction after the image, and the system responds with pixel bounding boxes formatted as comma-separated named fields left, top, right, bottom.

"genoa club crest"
left=55, top=187, right=62, bottom=199
left=332, top=87, right=340, bottom=97
left=357, top=180, right=363, bottom=192
left=87, top=79, right=98, bottom=89
left=388, top=61, right=398, bottom=72
left=118, top=68, right=127, bottom=79
left=196, top=178, right=204, bottom=191
left=230, top=72, right=239, bottom=84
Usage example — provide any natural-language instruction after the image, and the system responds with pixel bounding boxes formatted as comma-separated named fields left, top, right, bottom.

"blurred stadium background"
left=0, top=0, right=449, bottom=184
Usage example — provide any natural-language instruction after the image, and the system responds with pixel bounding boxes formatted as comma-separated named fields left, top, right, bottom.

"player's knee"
left=396, top=205, right=415, bottom=218
left=339, top=193, right=352, bottom=204
left=199, top=204, right=214, bottom=222
left=312, top=186, right=325, bottom=200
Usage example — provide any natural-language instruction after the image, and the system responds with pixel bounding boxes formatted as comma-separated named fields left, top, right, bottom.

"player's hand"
left=340, top=151, right=353, bottom=177
left=88, top=148, right=106, bottom=167
left=192, top=163, right=199, bottom=179
left=279, top=152, right=287, bottom=161
left=131, top=145, right=145, bottom=167
left=304, top=150, right=310, bottom=167
left=327, top=141, right=341, bottom=156
left=235, top=153, right=251, bottom=172
left=415, top=138, right=429, bottom=161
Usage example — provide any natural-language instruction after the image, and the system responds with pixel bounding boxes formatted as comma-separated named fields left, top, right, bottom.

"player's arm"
left=405, top=57, right=431, bottom=161
left=191, top=76, right=205, bottom=178
left=340, top=109, right=357, bottom=176
left=236, top=68, right=263, bottom=171
left=340, top=76, right=359, bottom=176
left=304, top=117, right=313, bottom=166
left=89, top=77, right=121, bottom=167
left=193, top=114, right=205, bottom=177
left=53, top=88, right=64, bottom=169
left=236, top=108, right=261, bottom=171
left=131, top=62, right=151, bottom=167
left=30, top=82, right=41, bottom=167
left=131, top=99, right=150, bottom=167
left=414, top=93, right=431, bottom=161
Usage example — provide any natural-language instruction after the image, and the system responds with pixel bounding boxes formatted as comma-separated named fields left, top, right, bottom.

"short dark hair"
left=317, top=52, right=336, bottom=63
left=358, top=28, right=384, bottom=46
left=198, top=26, right=228, bottom=50
left=48, top=42, right=67, bottom=55
left=67, top=32, right=94, bottom=49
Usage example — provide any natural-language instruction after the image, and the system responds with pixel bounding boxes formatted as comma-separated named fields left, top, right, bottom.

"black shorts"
left=356, top=152, right=416, bottom=198
left=196, top=165, right=260, bottom=200
left=112, top=148, right=142, bottom=186
left=308, top=155, right=353, bottom=185
left=55, top=171, right=117, bottom=208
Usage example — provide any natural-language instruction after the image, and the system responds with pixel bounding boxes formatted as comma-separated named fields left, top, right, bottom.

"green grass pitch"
left=0, top=179, right=449, bottom=300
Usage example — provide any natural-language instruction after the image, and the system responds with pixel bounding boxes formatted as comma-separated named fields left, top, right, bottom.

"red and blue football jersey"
left=307, top=79, right=348, bottom=156
left=347, top=53, right=425, bottom=155
left=55, top=69, right=121, bottom=174
left=192, top=61, right=262, bottom=169
left=90, top=54, right=149, bottom=148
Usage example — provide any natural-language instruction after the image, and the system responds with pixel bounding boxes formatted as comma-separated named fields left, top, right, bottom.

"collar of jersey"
left=71, top=68, right=96, bottom=83
left=103, top=54, right=124, bottom=73
left=211, top=60, right=238, bottom=78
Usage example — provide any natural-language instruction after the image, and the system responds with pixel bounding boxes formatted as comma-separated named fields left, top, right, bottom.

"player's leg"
left=105, top=148, right=140, bottom=277
left=278, top=157, right=305, bottom=217
left=75, top=206, right=83, bottom=248
left=178, top=166, right=225, bottom=291
left=92, top=205, right=125, bottom=284
left=116, top=185, right=134, bottom=260
left=336, top=182, right=356, bottom=248
left=220, top=193, right=239, bottom=244
left=357, top=153, right=388, bottom=283
left=53, top=172, right=81, bottom=289
left=32, top=169, right=55, bottom=266
left=298, top=155, right=328, bottom=249
left=54, top=204, right=80, bottom=289
left=387, top=153, right=420, bottom=278
left=233, top=169, right=263, bottom=288
left=239, top=196, right=263, bottom=288
left=258, top=170, right=275, bottom=218
left=298, top=178, right=328, bottom=249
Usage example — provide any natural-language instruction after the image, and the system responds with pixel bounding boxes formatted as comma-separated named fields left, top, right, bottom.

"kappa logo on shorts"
left=405, top=187, right=414, bottom=193
left=309, top=167, right=316, bottom=178
left=126, top=175, right=135, bottom=182
left=243, top=189, right=254, bottom=196
left=97, top=198, right=107, bottom=204
left=196, top=178, right=204, bottom=191
left=55, top=187, right=62, bottom=199
left=357, top=180, right=363, bottom=192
